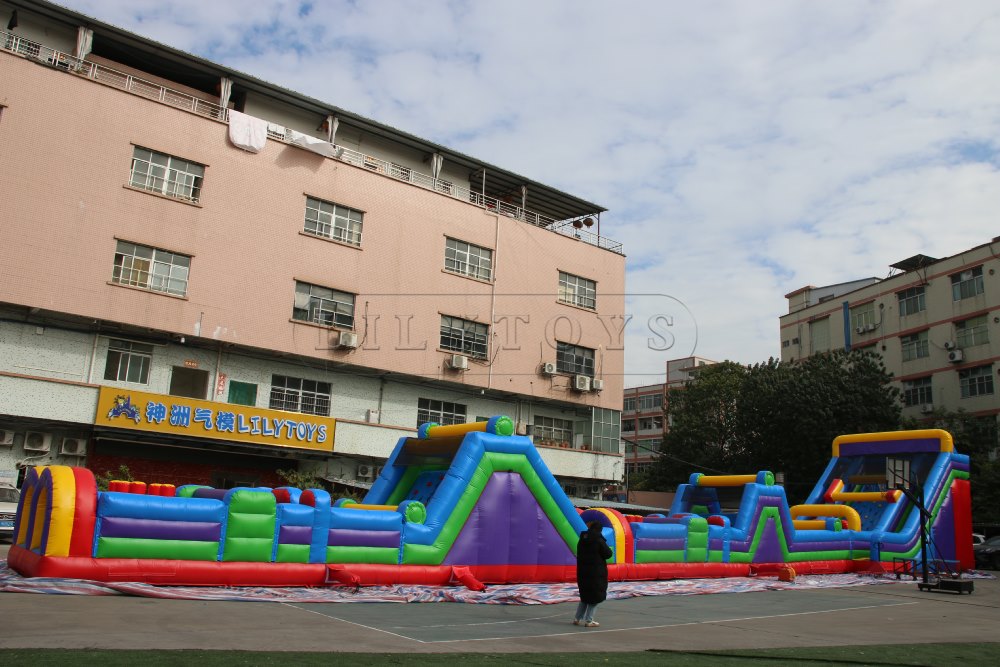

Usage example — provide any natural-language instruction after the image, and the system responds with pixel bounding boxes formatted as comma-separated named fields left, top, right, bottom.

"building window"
left=104, top=339, right=152, bottom=384
left=637, top=394, right=663, bottom=411
left=623, top=397, right=636, bottom=412
left=850, top=302, right=876, bottom=332
left=902, top=377, right=932, bottom=406
left=533, top=415, right=573, bottom=447
left=269, top=375, right=331, bottom=416
left=951, top=266, right=984, bottom=301
left=129, top=146, right=204, bottom=203
left=440, top=315, right=488, bottom=359
left=622, top=419, right=635, bottom=433
left=638, top=416, right=663, bottom=431
left=959, top=365, right=995, bottom=398
left=112, top=240, right=190, bottom=297
left=809, top=317, right=830, bottom=354
left=293, top=281, right=355, bottom=329
left=417, top=398, right=466, bottom=426
left=897, top=286, right=926, bottom=317
left=556, top=341, right=595, bottom=377
left=444, top=238, right=492, bottom=281
left=558, top=272, right=596, bottom=310
left=228, top=381, right=258, bottom=407
left=900, top=330, right=929, bottom=362
left=304, top=196, right=363, bottom=246
left=590, top=407, right=621, bottom=453
left=955, top=315, right=989, bottom=348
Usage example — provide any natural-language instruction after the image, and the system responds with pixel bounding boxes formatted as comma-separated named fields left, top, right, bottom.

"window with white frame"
left=440, top=315, right=488, bottom=359
left=303, top=196, right=363, bottom=246
left=556, top=341, right=595, bottom=377
left=897, top=286, right=926, bottom=317
left=293, top=281, right=355, bottom=329
left=951, top=266, right=984, bottom=301
left=955, top=315, right=989, bottom=348
left=268, top=375, right=331, bottom=416
left=850, top=301, right=876, bottom=332
left=902, top=377, right=932, bottom=406
left=623, top=397, right=636, bottom=412
left=900, top=330, right=929, bottom=362
left=533, top=415, right=574, bottom=445
left=637, top=394, right=663, bottom=411
left=112, top=240, right=190, bottom=297
left=129, top=146, right=204, bottom=203
left=638, top=416, right=663, bottom=431
left=591, top=407, right=621, bottom=453
left=959, top=365, right=995, bottom=398
left=558, top=271, right=596, bottom=310
left=444, top=237, right=492, bottom=281
left=104, top=339, right=153, bottom=384
left=417, top=398, right=466, bottom=426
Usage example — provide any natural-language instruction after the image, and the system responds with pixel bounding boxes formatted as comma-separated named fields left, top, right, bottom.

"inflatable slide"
left=7, top=418, right=974, bottom=587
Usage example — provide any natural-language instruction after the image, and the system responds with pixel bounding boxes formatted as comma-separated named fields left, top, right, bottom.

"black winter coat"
left=576, top=524, right=613, bottom=604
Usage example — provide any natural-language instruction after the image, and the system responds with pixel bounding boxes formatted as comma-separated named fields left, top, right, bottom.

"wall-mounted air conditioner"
left=337, top=331, right=358, bottom=349
left=0, top=430, right=14, bottom=447
left=23, top=431, right=52, bottom=453
left=60, top=438, right=87, bottom=456
left=866, top=323, right=877, bottom=332
left=947, top=349, right=964, bottom=363
left=589, top=484, right=602, bottom=495
left=573, top=375, right=592, bottom=392
left=365, top=408, right=380, bottom=424
left=943, top=341, right=956, bottom=350
left=855, top=326, right=866, bottom=335
left=540, top=362, right=557, bottom=376
left=357, top=464, right=372, bottom=479
left=447, top=354, right=469, bottom=371
left=591, top=379, right=605, bottom=392
left=919, top=404, right=934, bottom=414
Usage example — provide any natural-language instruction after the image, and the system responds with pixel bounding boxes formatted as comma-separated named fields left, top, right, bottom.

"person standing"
left=574, top=520, right=613, bottom=627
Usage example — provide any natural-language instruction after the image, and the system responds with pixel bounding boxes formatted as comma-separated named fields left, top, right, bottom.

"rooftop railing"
left=2, top=30, right=623, bottom=255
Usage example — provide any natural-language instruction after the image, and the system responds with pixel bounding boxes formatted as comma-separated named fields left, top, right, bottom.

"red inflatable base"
left=6, top=546, right=864, bottom=588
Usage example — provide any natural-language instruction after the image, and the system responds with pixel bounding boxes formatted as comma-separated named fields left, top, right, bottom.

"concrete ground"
left=2, top=544, right=998, bottom=654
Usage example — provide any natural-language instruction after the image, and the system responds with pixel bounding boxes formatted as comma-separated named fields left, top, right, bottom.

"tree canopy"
left=642, top=350, right=901, bottom=503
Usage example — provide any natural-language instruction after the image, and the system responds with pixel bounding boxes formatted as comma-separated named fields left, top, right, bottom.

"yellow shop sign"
left=95, top=387, right=335, bottom=452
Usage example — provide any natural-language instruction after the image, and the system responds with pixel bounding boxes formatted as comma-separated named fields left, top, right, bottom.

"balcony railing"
left=2, top=29, right=623, bottom=255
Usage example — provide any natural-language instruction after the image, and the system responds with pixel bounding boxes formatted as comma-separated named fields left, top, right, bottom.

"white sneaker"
left=585, top=621, right=600, bottom=627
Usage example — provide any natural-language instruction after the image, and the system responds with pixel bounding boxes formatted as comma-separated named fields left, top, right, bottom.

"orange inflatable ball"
left=777, top=565, right=796, bottom=582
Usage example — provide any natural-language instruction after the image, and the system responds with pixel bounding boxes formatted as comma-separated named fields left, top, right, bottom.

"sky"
left=53, top=0, right=1000, bottom=385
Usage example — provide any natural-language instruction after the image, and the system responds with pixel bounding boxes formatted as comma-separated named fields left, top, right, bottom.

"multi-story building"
left=779, top=238, right=999, bottom=426
left=619, top=356, right=718, bottom=484
left=0, top=0, right=624, bottom=496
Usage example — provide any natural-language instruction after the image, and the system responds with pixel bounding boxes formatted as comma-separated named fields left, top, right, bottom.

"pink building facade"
left=0, top=1, right=625, bottom=495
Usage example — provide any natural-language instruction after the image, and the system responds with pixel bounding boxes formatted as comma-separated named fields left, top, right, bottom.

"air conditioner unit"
left=447, top=353, right=469, bottom=371
left=854, top=326, right=866, bottom=335
left=573, top=375, right=592, bottom=392
left=919, top=404, right=934, bottom=414
left=589, top=484, right=602, bottom=495
left=337, top=331, right=358, bottom=349
left=591, top=379, right=605, bottom=392
left=943, top=341, right=956, bottom=350
left=357, top=464, right=372, bottom=479
left=866, top=323, right=877, bottom=332
left=540, top=362, right=557, bottom=376
left=947, top=349, right=964, bottom=363
left=23, top=431, right=52, bottom=453
left=365, top=408, right=380, bottom=424
left=375, top=466, right=384, bottom=477
left=60, top=438, right=87, bottom=456
left=0, top=430, right=14, bottom=447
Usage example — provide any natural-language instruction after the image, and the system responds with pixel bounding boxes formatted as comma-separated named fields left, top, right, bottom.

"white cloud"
left=56, top=0, right=1000, bottom=383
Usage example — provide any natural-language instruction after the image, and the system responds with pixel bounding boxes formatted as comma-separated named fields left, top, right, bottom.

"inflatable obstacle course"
left=8, top=422, right=974, bottom=586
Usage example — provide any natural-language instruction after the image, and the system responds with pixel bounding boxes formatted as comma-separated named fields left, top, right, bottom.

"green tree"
left=646, top=350, right=901, bottom=503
